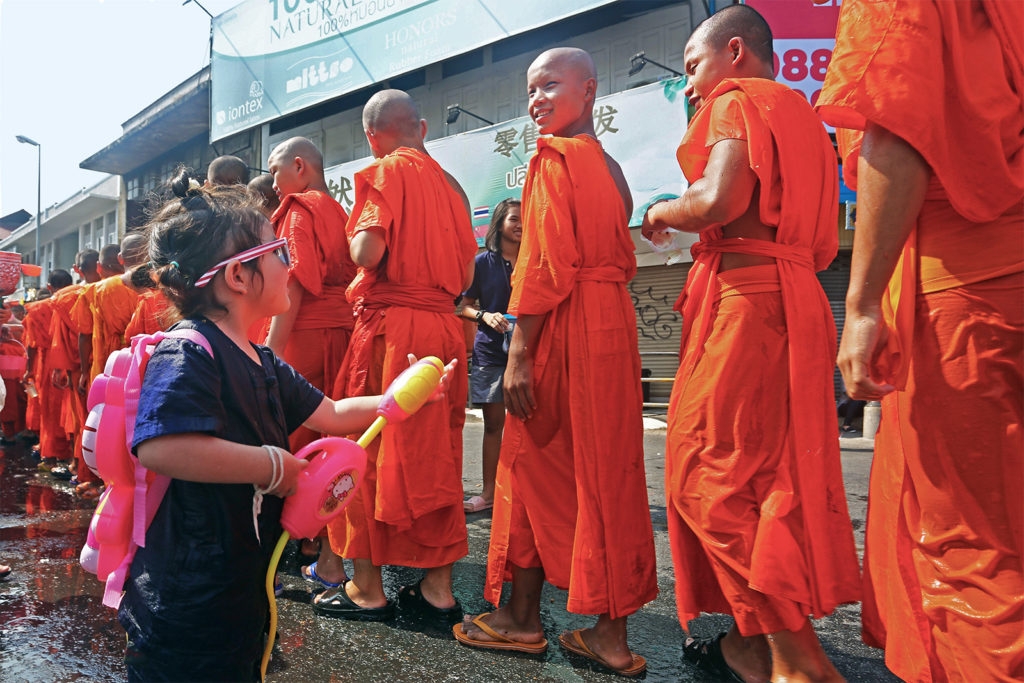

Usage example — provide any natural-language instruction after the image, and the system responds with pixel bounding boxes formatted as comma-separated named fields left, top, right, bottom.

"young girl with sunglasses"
left=118, top=183, right=450, bottom=681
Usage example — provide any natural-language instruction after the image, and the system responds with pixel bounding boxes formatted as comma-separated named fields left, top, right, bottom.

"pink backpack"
left=80, top=329, right=213, bottom=609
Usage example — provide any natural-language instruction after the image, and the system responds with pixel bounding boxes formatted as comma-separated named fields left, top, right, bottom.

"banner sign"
left=210, top=0, right=617, bottom=141
left=323, top=78, right=690, bottom=245
left=744, top=0, right=841, bottom=109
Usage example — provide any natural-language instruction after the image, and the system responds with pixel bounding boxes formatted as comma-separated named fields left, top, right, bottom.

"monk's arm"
left=303, top=395, right=381, bottom=436
left=265, top=278, right=305, bottom=355
left=350, top=228, right=386, bottom=268
left=77, top=332, right=92, bottom=393
left=504, top=314, right=543, bottom=420
left=24, top=345, right=36, bottom=380
left=839, top=123, right=929, bottom=400
left=641, top=139, right=757, bottom=237
left=137, top=433, right=307, bottom=497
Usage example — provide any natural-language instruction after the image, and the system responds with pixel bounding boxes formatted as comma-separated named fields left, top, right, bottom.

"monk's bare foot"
left=571, top=625, right=637, bottom=672
left=459, top=607, right=544, bottom=644
left=717, top=626, right=771, bottom=683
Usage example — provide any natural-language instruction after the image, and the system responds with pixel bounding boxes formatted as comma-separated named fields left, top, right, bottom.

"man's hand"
left=837, top=304, right=895, bottom=400
left=482, top=312, right=511, bottom=333
left=503, top=346, right=536, bottom=421
left=272, top=451, right=309, bottom=498
left=640, top=199, right=671, bottom=241
left=77, top=373, right=89, bottom=396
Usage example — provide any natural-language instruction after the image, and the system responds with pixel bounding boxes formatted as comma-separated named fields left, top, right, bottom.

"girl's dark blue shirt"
left=463, top=249, right=514, bottom=367
left=118, top=318, right=323, bottom=671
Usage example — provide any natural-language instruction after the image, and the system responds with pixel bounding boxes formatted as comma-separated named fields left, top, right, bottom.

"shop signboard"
left=210, top=0, right=617, bottom=141
left=744, top=0, right=842, bottom=108
left=323, top=78, right=690, bottom=245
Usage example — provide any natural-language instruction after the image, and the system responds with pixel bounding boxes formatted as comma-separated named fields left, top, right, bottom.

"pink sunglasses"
left=194, top=238, right=289, bottom=288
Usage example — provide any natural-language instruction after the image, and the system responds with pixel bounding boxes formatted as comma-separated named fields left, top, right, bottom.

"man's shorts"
left=470, top=363, right=506, bottom=404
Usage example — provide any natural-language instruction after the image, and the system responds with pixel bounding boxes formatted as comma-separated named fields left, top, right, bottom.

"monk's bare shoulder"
left=602, top=151, right=633, bottom=219
left=442, top=169, right=472, bottom=219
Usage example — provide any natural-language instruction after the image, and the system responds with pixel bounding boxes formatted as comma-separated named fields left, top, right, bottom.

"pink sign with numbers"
left=745, top=0, right=841, bottom=108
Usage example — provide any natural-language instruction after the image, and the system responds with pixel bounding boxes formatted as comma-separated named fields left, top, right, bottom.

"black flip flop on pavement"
left=312, top=581, right=395, bottom=622
left=397, top=580, right=463, bottom=625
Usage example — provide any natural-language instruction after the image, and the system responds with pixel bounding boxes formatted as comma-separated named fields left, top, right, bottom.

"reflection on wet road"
left=0, top=427, right=897, bottom=682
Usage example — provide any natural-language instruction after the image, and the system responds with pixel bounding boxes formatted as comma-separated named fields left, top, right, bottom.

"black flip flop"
left=682, top=632, right=746, bottom=683
left=397, top=580, right=463, bottom=624
left=312, top=581, right=394, bottom=622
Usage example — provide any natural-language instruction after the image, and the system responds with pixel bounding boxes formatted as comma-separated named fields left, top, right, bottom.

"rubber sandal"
left=558, top=629, right=646, bottom=677
left=0, top=565, right=11, bottom=580
left=463, top=495, right=493, bottom=513
left=397, top=580, right=462, bottom=623
left=452, top=613, right=548, bottom=654
left=312, top=581, right=394, bottom=621
left=301, top=561, right=344, bottom=589
left=50, top=466, right=74, bottom=481
left=274, top=575, right=284, bottom=597
left=681, top=632, right=745, bottom=683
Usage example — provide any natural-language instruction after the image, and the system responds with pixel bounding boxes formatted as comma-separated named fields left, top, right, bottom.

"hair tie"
left=170, top=261, right=180, bottom=269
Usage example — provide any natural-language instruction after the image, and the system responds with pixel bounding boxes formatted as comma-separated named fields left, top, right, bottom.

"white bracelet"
left=252, top=445, right=286, bottom=542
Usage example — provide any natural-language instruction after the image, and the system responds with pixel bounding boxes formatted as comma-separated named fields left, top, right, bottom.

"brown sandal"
left=558, top=629, right=646, bottom=677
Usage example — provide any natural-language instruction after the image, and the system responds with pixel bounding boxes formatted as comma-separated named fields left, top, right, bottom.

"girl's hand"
left=271, top=451, right=309, bottom=498
left=405, top=354, right=459, bottom=404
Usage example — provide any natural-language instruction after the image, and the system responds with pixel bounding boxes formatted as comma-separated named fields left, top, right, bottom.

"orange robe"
left=48, top=284, right=98, bottom=485
left=22, top=297, right=70, bottom=460
left=72, top=276, right=139, bottom=383
left=666, top=80, right=861, bottom=636
left=0, top=331, right=26, bottom=438
left=484, top=136, right=658, bottom=618
left=124, top=289, right=174, bottom=339
left=817, top=2, right=1024, bottom=680
left=327, top=147, right=474, bottom=568
left=271, top=190, right=356, bottom=451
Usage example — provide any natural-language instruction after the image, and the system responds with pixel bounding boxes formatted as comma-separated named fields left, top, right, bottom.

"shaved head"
left=362, top=89, right=422, bottom=137
left=529, top=47, right=596, bottom=84
left=691, top=4, right=773, bottom=65
left=207, top=155, right=250, bottom=186
left=120, top=232, right=149, bottom=269
left=268, top=137, right=323, bottom=172
left=97, top=244, right=123, bottom=276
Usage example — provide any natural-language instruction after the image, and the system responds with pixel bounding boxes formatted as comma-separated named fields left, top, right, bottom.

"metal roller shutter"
left=628, top=262, right=691, bottom=410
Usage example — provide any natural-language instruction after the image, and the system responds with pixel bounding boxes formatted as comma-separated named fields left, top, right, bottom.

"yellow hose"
left=259, top=414, right=387, bottom=680
left=260, top=530, right=291, bottom=681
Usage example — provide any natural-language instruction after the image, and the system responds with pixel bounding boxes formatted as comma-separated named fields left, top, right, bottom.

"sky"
left=0, top=0, right=242, bottom=218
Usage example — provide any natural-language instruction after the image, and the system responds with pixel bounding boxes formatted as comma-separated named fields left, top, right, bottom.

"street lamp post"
left=15, top=135, right=41, bottom=281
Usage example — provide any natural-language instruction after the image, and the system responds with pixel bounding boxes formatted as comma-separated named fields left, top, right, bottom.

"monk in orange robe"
left=23, top=270, right=75, bottom=470
left=641, top=7, right=861, bottom=681
left=73, top=237, right=145, bottom=390
left=0, top=308, right=25, bottom=442
left=265, top=136, right=357, bottom=585
left=266, top=137, right=356, bottom=451
left=124, top=289, right=172, bottom=338
left=49, top=250, right=102, bottom=494
left=816, top=2, right=1024, bottom=680
left=454, top=48, right=657, bottom=677
left=317, top=89, right=474, bottom=621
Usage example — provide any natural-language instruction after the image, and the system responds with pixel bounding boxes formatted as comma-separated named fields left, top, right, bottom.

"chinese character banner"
left=210, top=0, right=617, bottom=141
left=325, top=78, right=689, bottom=245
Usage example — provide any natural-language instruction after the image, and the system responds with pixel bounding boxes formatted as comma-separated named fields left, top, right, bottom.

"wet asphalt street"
left=0, top=418, right=899, bottom=683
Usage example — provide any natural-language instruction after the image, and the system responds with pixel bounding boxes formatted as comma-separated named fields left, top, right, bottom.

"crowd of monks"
left=2, top=2, right=1020, bottom=681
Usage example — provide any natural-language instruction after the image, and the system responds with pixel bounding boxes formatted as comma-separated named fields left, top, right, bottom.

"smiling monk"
left=817, top=1, right=1024, bottom=680
left=454, top=48, right=657, bottom=678
left=642, top=6, right=860, bottom=682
